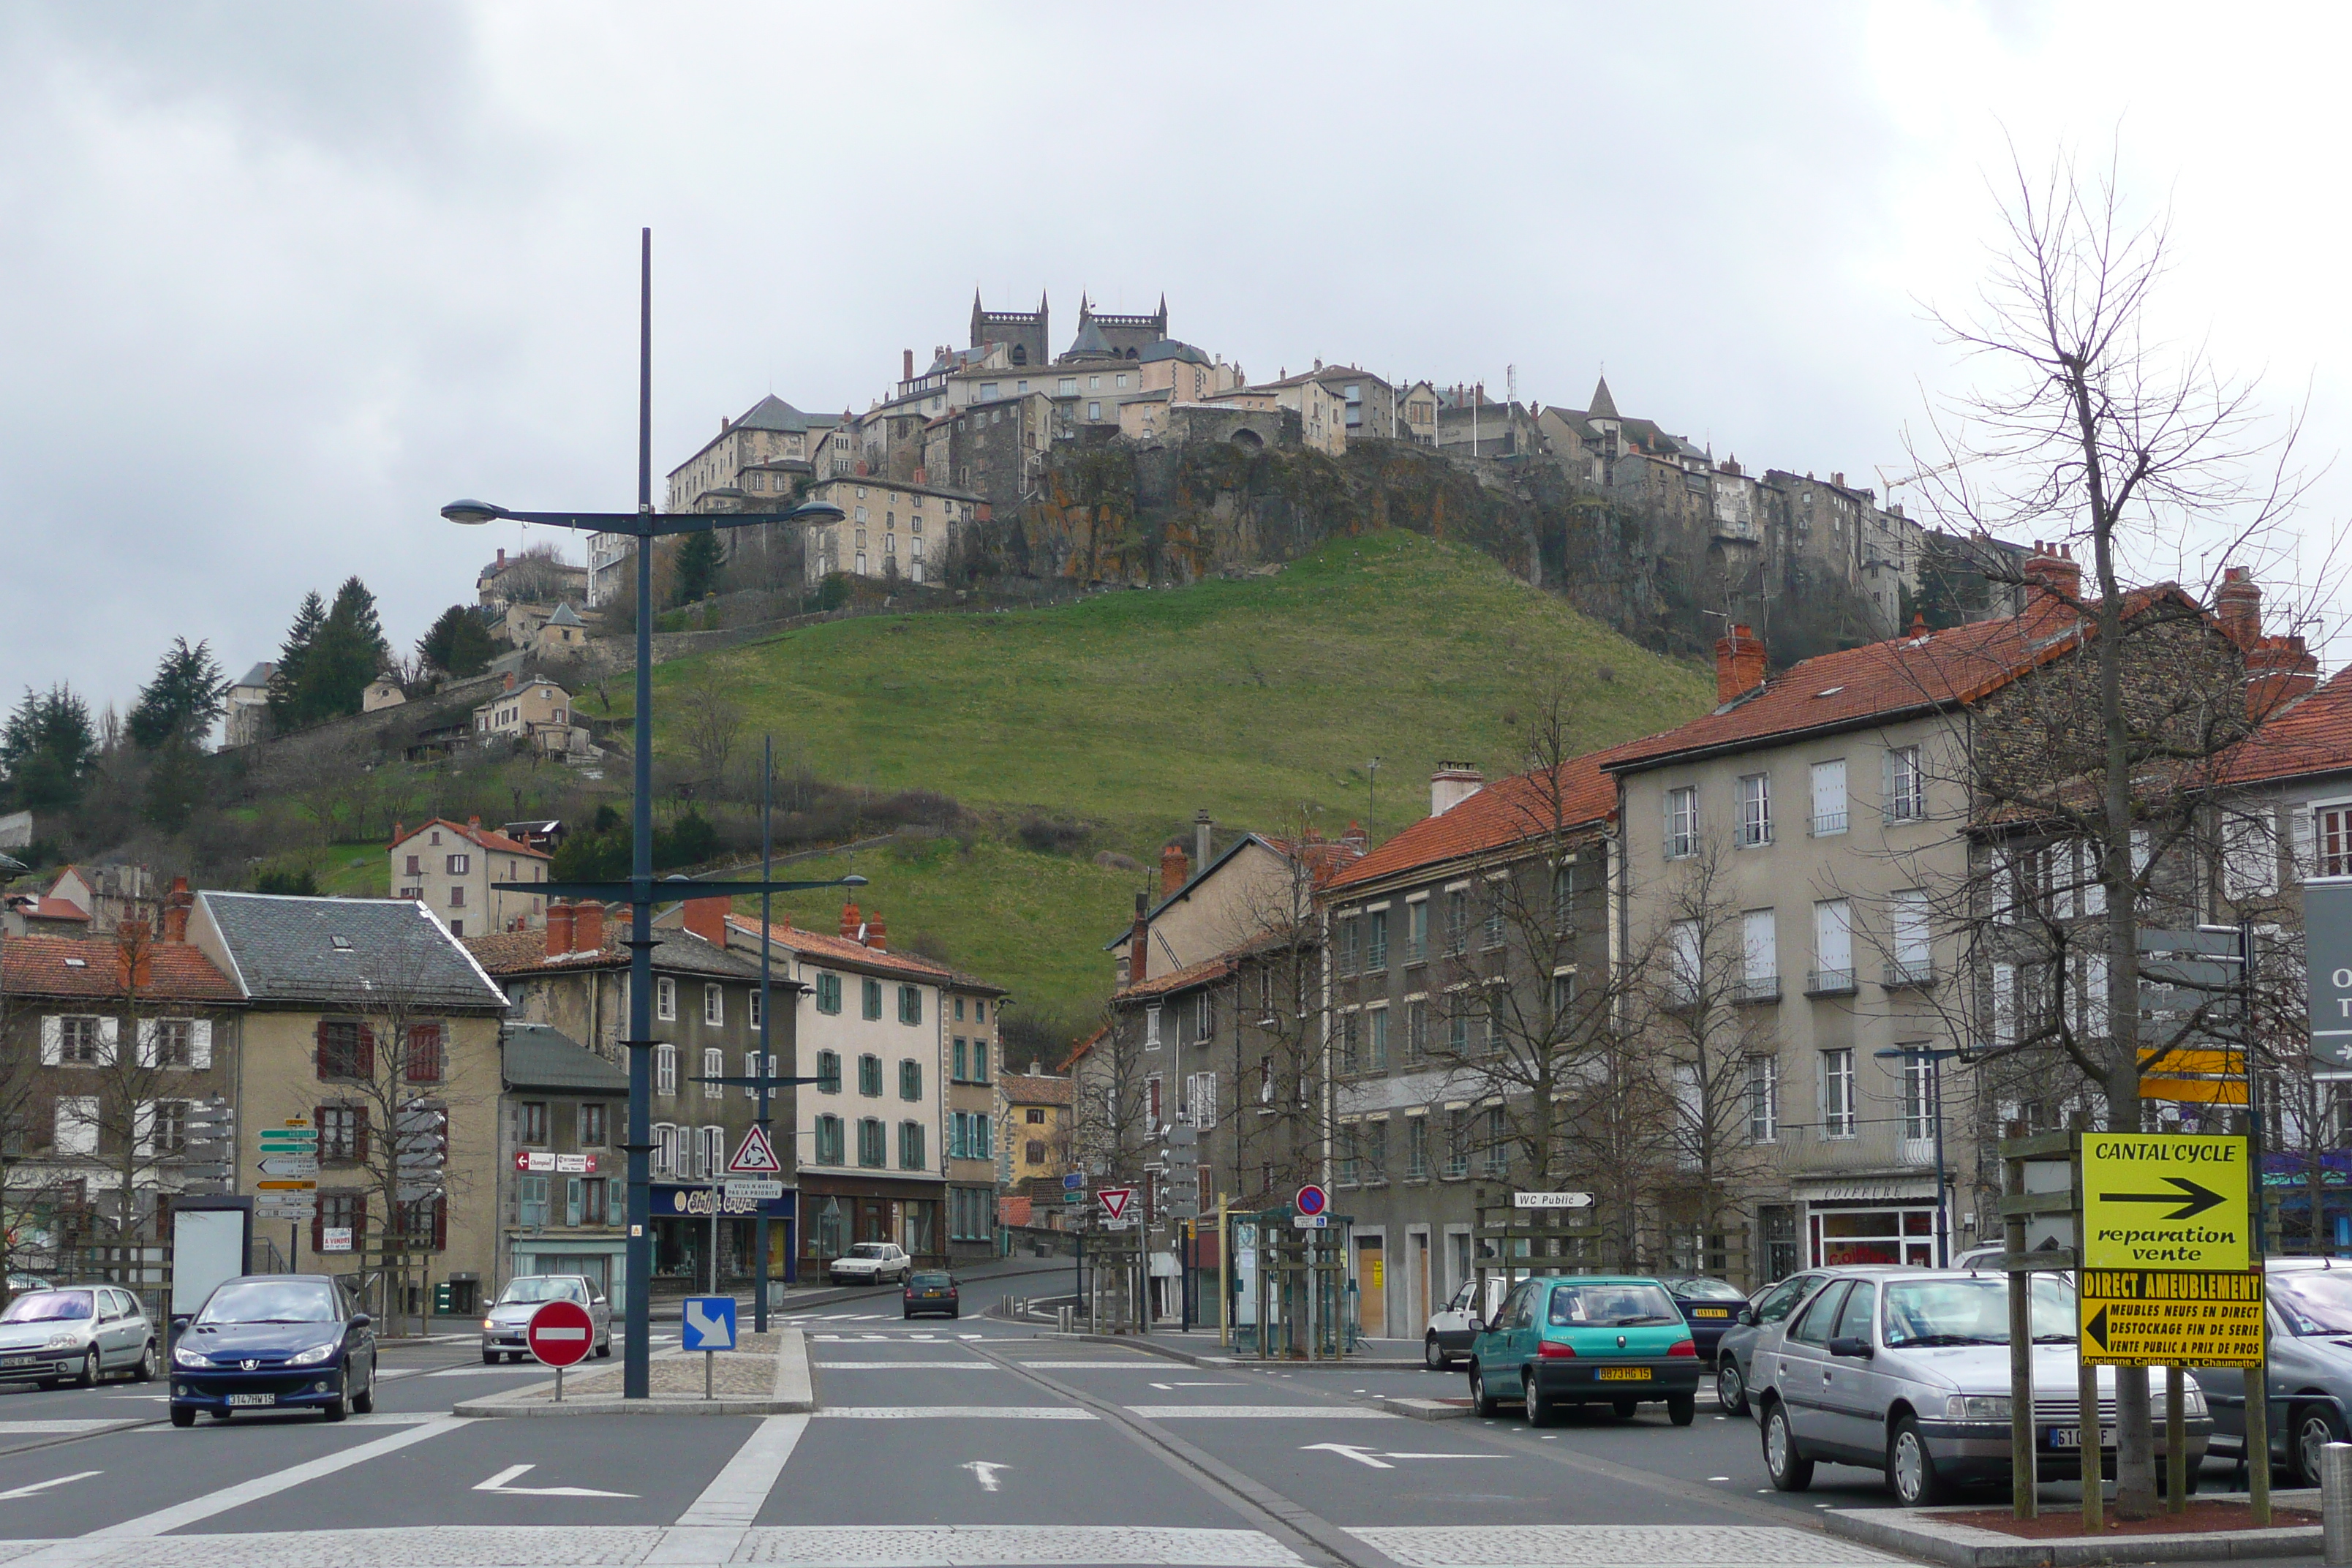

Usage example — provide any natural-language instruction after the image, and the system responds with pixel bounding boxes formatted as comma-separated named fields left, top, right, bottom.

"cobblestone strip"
left=1349, top=1525, right=1908, bottom=1567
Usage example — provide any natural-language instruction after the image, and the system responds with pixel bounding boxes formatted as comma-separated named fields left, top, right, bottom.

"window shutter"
left=315, top=1021, right=330, bottom=1079
left=2291, top=811, right=2317, bottom=882
left=354, top=1107, right=371, bottom=1166
left=1882, top=750, right=1896, bottom=823
left=312, top=1206, right=325, bottom=1254
left=190, top=1019, right=212, bottom=1069
left=97, top=1017, right=118, bottom=1066
left=133, top=1100, right=155, bottom=1156
left=353, top=1193, right=368, bottom=1240
left=433, top=1196, right=448, bottom=1251
left=39, top=1017, right=60, bottom=1066
left=356, top=1026, right=375, bottom=1079
left=135, top=1019, right=158, bottom=1067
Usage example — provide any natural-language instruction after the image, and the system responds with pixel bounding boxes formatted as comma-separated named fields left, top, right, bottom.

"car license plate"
left=1694, top=1308, right=1729, bottom=1319
left=1, top=1357, right=35, bottom=1368
left=1597, top=1367, right=1653, bottom=1382
left=227, top=1392, right=276, bottom=1407
left=2047, top=1426, right=2115, bottom=1450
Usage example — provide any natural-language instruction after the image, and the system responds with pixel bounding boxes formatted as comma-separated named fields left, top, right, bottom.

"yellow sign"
left=2078, top=1268, right=2264, bottom=1367
left=2081, top=1133, right=2249, bottom=1270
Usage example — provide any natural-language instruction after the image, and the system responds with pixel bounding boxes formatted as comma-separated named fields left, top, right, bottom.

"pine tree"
left=127, top=638, right=230, bottom=750
left=266, top=592, right=327, bottom=728
left=672, top=530, right=723, bottom=606
left=274, top=578, right=392, bottom=726
left=141, top=738, right=208, bottom=829
left=0, top=685, right=97, bottom=810
left=416, top=605, right=497, bottom=679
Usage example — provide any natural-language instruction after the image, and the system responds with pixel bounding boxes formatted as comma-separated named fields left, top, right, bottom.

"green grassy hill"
left=649, top=530, right=1714, bottom=1031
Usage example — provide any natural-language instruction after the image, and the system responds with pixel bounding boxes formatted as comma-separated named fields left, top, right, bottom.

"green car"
left=1466, top=1275, right=1702, bottom=1426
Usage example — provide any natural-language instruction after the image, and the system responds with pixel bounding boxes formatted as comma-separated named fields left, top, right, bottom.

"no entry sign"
left=526, top=1299, right=595, bottom=1368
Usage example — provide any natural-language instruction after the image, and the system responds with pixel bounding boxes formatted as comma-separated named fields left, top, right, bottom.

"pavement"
left=0, top=1270, right=2318, bottom=1567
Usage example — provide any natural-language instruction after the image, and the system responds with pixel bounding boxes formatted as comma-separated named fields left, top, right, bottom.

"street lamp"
left=449, top=228, right=859, bottom=1400
left=1877, top=1044, right=1963, bottom=1267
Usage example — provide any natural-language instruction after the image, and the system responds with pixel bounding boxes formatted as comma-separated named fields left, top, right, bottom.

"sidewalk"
left=451, top=1327, right=813, bottom=1417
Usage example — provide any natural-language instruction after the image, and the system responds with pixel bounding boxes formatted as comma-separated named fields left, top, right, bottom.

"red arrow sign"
left=526, top=1299, right=595, bottom=1368
left=1098, top=1188, right=1133, bottom=1221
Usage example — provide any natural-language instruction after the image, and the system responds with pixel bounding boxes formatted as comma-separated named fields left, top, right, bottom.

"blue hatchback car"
left=169, top=1275, right=377, bottom=1425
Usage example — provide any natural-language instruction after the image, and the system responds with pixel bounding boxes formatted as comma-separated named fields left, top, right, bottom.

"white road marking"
left=1127, top=1406, right=1398, bottom=1419
left=475, top=1463, right=636, bottom=1499
left=1303, top=1443, right=1507, bottom=1470
left=814, top=1407, right=1096, bottom=1420
left=674, top=1413, right=807, bottom=1528
left=426, top=1365, right=546, bottom=1377
left=0, top=1421, right=123, bottom=1433
left=960, top=1460, right=1009, bottom=1493
left=1148, top=1382, right=1238, bottom=1390
left=86, top=1415, right=470, bottom=1537
left=0, top=1470, right=99, bottom=1499
left=816, top=1361, right=995, bottom=1370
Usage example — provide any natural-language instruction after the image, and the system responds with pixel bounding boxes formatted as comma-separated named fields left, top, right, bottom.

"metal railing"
left=1735, top=974, right=1782, bottom=1003
left=1882, top=959, right=1937, bottom=989
left=1806, top=968, right=1858, bottom=996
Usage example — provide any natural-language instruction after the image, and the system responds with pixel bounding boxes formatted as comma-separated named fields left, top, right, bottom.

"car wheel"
left=1715, top=1357, right=1747, bottom=1415
left=353, top=1371, right=375, bottom=1416
left=902, top=1310, right=913, bottom=1319
left=596, top=1337, right=612, bottom=1359
left=949, top=1308, right=960, bottom=1319
left=1612, top=1398, right=1637, bottom=1420
left=483, top=1351, right=498, bottom=1365
left=1890, top=1415, right=1945, bottom=1507
left=170, top=1405, right=195, bottom=1428
left=1668, top=1392, right=1696, bottom=1428
left=1425, top=1334, right=1450, bottom=1371
left=75, top=1349, right=97, bottom=1388
left=132, top=1341, right=154, bottom=1383
left=1468, top=1360, right=1501, bottom=1417
left=2293, top=1403, right=2347, bottom=1487
left=1523, top=1371, right=1552, bottom=1428
left=1763, top=1401, right=1814, bottom=1492
left=32, top=1379, right=56, bottom=1392
left=321, top=1367, right=350, bottom=1422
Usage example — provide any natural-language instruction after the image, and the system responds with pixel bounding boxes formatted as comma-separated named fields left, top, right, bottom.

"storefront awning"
left=1794, top=1178, right=1939, bottom=1205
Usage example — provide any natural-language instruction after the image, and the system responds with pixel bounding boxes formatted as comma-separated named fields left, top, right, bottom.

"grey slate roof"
left=732, top=395, right=840, bottom=435
left=233, top=662, right=276, bottom=690
left=546, top=603, right=584, bottom=627
left=1138, top=339, right=1210, bottom=366
left=1587, top=374, right=1619, bottom=421
left=502, top=1023, right=629, bottom=1093
left=197, top=892, right=508, bottom=1011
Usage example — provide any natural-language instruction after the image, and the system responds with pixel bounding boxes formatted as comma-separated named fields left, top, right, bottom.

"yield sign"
left=729, top=1124, right=783, bottom=1175
left=1098, top=1188, right=1134, bottom=1221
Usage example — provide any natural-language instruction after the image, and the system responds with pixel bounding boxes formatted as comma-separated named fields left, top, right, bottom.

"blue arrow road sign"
left=1062, top=1171, right=1084, bottom=1191
left=682, top=1294, right=736, bottom=1352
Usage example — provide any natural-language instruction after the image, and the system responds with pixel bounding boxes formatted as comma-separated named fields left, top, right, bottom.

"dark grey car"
left=1716, top=1270, right=1836, bottom=1416
left=2195, top=1257, right=2352, bottom=1486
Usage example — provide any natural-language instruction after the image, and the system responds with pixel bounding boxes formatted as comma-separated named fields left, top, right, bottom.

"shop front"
left=799, top=1173, right=946, bottom=1269
left=1801, top=1193, right=1943, bottom=1268
left=649, top=1183, right=796, bottom=1286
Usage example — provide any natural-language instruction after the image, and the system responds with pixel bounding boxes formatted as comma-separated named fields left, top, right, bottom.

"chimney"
left=1431, top=763, right=1485, bottom=818
left=856, top=459, right=870, bottom=477
left=864, top=911, right=888, bottom=952
left=1194, top=810, right=1213, bottom=868
left=1160, top=842, right=1189, bottom=896
left=162, top=876, right=192, bottom=943
left=572, top=900, right=604, bottom=953
left=497, top=548, right=506, bottom=568
left=720, top=415, right=731, bottom=433
left=467, top=815, right=482, bottom=831
left=683, top=895, right=729, bottom=948
left=776, top=911, right=792, bottom=930
left=1342, top=820, right=1368, bottom=852
left=392, top=822, right=404, bottom=845
left=913, top=467, right=927, bottom=487
left=116, top=921, right=153, bottom=991
left=546, top=900, right=575, bottom=957
left=2247, top=634, right=2321, bottom=719
left=2216, top=566, right=2263, bottom=649
left=904, top=348, right=914, bottom=382
left=502, top=672, right=516, bottom=691
left=839, top=900, right=862, bottom=939
left=1714, top=624, right=1768, bottom=705
left=1128, top=892, right=1149, bottom=985
left=2021, top=540, right=2083, bottom=608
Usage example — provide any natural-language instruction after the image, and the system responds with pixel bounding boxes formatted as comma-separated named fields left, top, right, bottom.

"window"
left=1026, top=1107, right=1045, bottom=1125
left=1482, top=886, right=1506, bottom=949
left=1337, top=914, right=1360, bottom=974
left=1088, top=402, right=1101, bottom=421
left=699, top=1125, right=724, bottom=1178
left=858, top=1118, right=886, bottom=1168
left=1900, top=1053, right=1934, bottom=1142
left=1194, top=990, right=1213, bottom=1044
left=954, top=997, right=966, bottom=1022
left=1367, top=1008, right=1389, bottom=1073
left=1885, top=746, right=1924, bottom=823
left=749, top=990, right=763, bottom=1030
left=1338, top=1011, right=1362, bottom=1075
left=1551, top=864, right=1575, bottom=932
left=446, top=853, right=470, bottom=875
left=1737, top=772, right=1772, bottom=847
left=1186, top=1071, right=1218, bottom=1128
left=1482, top=1106, right=1509, bottom=1176
left=900, top=1120, right=926, bottom=1170
left=900, top=1060, right=922, bottom=1101
left=1811, top=900, right=1853, bottom=992
left=1365, top=908, right=1388, bottom=970
left=1336, top=1124, right=1360, bottom=1185
left=815, top=973, right=842, bottom=1014
left=2316, top=806, right=2352, bottom=879
left=862, top=979, right=883, bottom=1021
left=1485, top=992, right=1506, bottom=1054
left=1667, top=919, right=1701, bottom=1005
left=953, top=1038, right=968, bottom=1081
left=1407, top=899, right=1428, bottom=962
left=655, top=1044, right=677, bottom=1096
left=1991, top=962, right=2019, bottom=1048
left=972, top=1041, right=987, bottom=1081
left=1259, top=1057, right=1274, bottom=1107
left=1406, top=1116, right=1430, bottom=1180
left=318, top=1104, right=366, bottom=1162
left=1746, top=1057, right=1779, bottom=1143
left=1741, top=910, right=1778, bottom=999
left=1145, top=1006, right=1162, bottom=1049
left=1550, top=971, right=1576, bottom=1014
left=1147, top=1075, right=1163, bottom=1126
left=579, top=1102, right=608, bottom=1146
left=815, top=1050, right=841, bottom=1093
left=898, top=985, right=922, bottom=1025
left=815, top=1115, right=845, bottom=1165
left=701, top=1047, right=723, bottom=1097
left=742, top=1051, right=764, bottom=1099
left=404, top=854, right=420, bottom=875
left=317, top=1191, right=365, bottom=1253
left=1822, top=1049, right=1856, bottom=1137
left=1406, top=998, right=1428, bottom=1064
left=1810, top=759, right=1847, bottom=836
left=2224, top=810, right=2278, bottom=900
left=1665, top=785, right=1698, bottom=859
left=1888, top=890, right=1931, bottom=984
left=153, top=1019, right=194, bottom=1068
left=1362, top=1119, right=1388, bottom=1183
left=1447, top=992, right=1469, bottom=1056
left=858, top=1054, right=882, bottom=1097
left=704, top=984, right=724, bottom=1026
left=1446, top=889, right=1469, bottom=955
left=56, top=1016, right=102, bottom=1065
left=316, top=1020, right=369, bottom=1079
left=521, top=1101, right=549, bottom=1144
left=657, top=978, right=677, bottom=1021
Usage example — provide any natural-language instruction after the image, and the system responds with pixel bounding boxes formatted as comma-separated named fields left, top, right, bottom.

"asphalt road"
left=0, top=1270, right=2310, bottom=1568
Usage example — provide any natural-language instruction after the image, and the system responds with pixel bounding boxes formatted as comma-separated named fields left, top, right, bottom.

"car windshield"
left=848, top=1244, right=892, bottom=1259
left=909, top=1273, right=952, bottom=1287
left=196, top=1280, right=339, bottom=1325
left=0, top=1290, right=92, bottom=1323
left=1883, top=1276, right=2076, bottom=1347
left=499, top=1278, right=587, bottom=1305
left=2270, top=1271, right=2352, bottom=1335
left=1549, top=1282, right=1681, bottom=1327
left=1670, top=1278, right=1749, bottom=1303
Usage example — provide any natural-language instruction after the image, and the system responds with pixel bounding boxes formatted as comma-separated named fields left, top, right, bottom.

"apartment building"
left=389, top=818, right=550, bottom=938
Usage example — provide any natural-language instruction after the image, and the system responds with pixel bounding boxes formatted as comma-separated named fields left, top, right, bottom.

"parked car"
left=903, top=1271, right=960, bottom=1319
left=2194, top=1256, right=2352, bottom=1485
left=827, top=1243, right=911, bottom=1286
left=1752, top=1267, right=2209, bottom=1506
left=0, top=1286, right=156, bottom=1388
left=1718, top=1268, right=1877, bottom=1415
left=1466, top=1275, right=1701, bottom=1426
left=168, top=1274, right=377, bottom=1426
left=1423, top=1276, right=1492, bottom=1369
left=480, top=1274, right=613, bottom=1364
left=1656, top=1275, right=1752, bottom=1362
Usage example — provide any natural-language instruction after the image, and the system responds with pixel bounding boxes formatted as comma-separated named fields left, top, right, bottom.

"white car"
left=1422, top=1275, right=1510, bottom=1369
left=827, top=1243, right=911, bottom=1286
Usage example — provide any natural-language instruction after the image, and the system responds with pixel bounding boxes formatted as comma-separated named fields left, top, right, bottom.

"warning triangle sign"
left=1098, top=1187, right=1132, bottom=1220
left=729, top=1125, right=783, bottom=1175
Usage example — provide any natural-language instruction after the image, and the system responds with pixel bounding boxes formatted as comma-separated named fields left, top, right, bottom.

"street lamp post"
left=446, top=227, right=859, bottom=1400
left=1877, top=1044, right=1962, bottom=1267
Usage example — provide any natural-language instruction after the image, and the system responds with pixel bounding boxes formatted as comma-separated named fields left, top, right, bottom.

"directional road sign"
left=256, top=1179, right=317, bottom=1192
left=2081, top=1132, right=2249, bottom=1270
left=1296, top=1184, right=1328, bottom=1218
left=257, top=1156, right=320, bottom=1178
left=526, top=1299, right=595, bottom=1368
left=682, top=1295, right=737, bottom=1352
left=1062, top=1172, right=1084, bottom=1191
left=1512, top=1191, right=1594, bottom=1210
left=2078, top=1267, right=2264, bottom=1367
left=1097, top=1188, right=1133, bottom=1221
left=728, top=1126, right=783, bottom=1175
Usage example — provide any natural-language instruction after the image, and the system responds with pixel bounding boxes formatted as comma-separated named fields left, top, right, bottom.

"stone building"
left=801, top=475, right=984, bottom=586
left=388, top=817, right=550, bottom=939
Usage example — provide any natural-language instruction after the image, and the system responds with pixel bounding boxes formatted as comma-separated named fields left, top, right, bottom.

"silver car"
left=0, top=1286, right=157, bottom=1387
left=1754, top=1268, right=2209, bottom=1506
left=480, top=1275, right=611, bottom=1364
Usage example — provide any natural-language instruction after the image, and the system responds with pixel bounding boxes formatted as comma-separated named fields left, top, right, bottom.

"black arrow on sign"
left=2084, top=1307, right=2109, bottom=1350
left=2095, top=1175, right=2228, bottom=1221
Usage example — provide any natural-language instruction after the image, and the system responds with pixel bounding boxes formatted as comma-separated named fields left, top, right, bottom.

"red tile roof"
left=7, top=896, right=90, bottom=923
left=393, top=818, right=549, bottom=859
left=1113, top=953, right=1238, bottom=1003
left=2212, top=667, right=2352, bottom=787
left=1324, top=747, right=1626, bottom=894
left=725, top=917, right=954, bottom=981
left=1000, top=1072, right=1074, bottom=1107
left=0, top=935, right=241, bottom=1002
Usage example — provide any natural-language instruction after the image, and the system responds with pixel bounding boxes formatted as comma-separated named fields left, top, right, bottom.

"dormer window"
left=330, top=935, right=353, bottom=951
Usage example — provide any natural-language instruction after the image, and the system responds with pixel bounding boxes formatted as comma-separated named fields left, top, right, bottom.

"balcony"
left=1763, top=1117, right=1947, bottom=1180
left=1811, top=811, right=1849, bottom=837
left=1734, top=974, right=1782, bottom=1003
left=1882, top=959, right=1937, bottom=990
left=1806, top=968, right=1858, bottom=997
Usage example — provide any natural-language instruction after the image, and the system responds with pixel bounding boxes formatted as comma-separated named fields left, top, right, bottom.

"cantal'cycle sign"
left=2080, top=1132, right=2249, bottom=1271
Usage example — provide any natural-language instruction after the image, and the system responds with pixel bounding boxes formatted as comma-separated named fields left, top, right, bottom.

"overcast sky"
left=5, top=2, right=2345, bottom=715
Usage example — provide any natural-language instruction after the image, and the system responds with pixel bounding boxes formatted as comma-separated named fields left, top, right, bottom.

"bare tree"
left=674, top=662, right=745, bottom=788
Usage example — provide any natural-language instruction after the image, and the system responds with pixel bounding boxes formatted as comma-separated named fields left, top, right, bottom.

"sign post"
left=526, top=1297, right=595, bottom=1403
left=683, top=1294, right=736, bottom=1401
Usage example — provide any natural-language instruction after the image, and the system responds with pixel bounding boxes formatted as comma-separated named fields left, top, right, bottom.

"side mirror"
left=350, top=1313, right=372, bottom=1330
left=170, top=1315, right=191, bottom=1334
left=1828, top=1335, right=1873, bottom=1360
left=1736, top=1308, right=1757, bottom=1327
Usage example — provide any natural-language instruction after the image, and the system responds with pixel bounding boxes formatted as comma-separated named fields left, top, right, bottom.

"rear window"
left=1548, top=1282, right=1680, bottom=1327
left=1670, top=1278, right=1748, bottom=1302
left=849, top=1244, right=892, bottom=1259
left=908, top=1273, right=952, bottom=1287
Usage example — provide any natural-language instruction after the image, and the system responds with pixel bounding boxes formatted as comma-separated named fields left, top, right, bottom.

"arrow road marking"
left=2096, top=1175, right=2228, bottom=1221
left=473, top=1463, right=636, bottom=1498
left=1302, top=1443, right=1509, bottom=1469
left=961, top=1460, right=1009, bottom=1493
left=0, top=1471, right=100, bottom=1499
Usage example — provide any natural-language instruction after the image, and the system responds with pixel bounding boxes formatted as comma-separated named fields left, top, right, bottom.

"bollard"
left=2325, top=1442, right=2352, bottom=1567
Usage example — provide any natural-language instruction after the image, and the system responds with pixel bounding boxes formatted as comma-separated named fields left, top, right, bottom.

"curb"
left=1374, top=1395, right=1471, bottom=1421
left=1062, top=1333, right=1420, bottom=1371
left=1822, top=1494, right=2325, bottom=1567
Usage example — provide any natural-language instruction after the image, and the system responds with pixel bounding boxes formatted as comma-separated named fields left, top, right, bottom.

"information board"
left=2081, top=1132, right=2249, bottom=1270
left=2077, top=1267, right=2264, bottom=1367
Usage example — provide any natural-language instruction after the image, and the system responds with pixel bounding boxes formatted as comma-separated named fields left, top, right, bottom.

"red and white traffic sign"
left=526, top=1299, right=595, bottom=1368
left=1097, top=1187, right=1134, bottom=1221
left=729, top=1125, right=783, bottom=1175
left=1296, top=1184, right=1329, bottom=1218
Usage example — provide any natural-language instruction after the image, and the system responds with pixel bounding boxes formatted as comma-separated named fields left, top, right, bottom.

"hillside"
left=653, top=529, right=1715, bottom=1033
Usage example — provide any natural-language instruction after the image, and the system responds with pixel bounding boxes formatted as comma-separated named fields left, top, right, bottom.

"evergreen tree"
left=300, top=576, right=391, bottom=721
left=416, top=605, right=497, bottom=679
left=127, top=638, right=230, bottom=750
left=672, top=531, right=723, bottom=606
left=265, top=592, right=327, bottom=728
left=0, top=685, right=97, bottom=810
left=141, top=738, right=208, bottom=829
